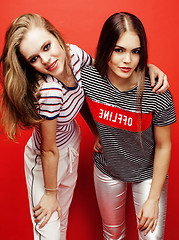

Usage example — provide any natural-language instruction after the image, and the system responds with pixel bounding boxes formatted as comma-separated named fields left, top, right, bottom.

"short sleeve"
left=153, top=90, right=177, bottom=126
left=68, top=44, right=92, bottom=68
left=38, top=81, right=63, bottom=120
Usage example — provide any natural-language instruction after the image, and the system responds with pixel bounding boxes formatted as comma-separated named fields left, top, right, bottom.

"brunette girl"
left=81, top=12, right=176, bottom=239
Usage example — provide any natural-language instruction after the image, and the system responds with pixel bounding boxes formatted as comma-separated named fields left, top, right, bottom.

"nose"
left=41, top=53, right=50, bottom=65
left=123, top=52, right=131, bottom=63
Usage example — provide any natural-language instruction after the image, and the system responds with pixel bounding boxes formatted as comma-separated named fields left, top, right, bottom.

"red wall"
left=0, top=0, right=178, bottom=239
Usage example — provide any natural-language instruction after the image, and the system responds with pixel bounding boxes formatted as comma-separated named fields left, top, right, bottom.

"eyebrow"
left=27, top=54, right=36, bottom=61
left=27, top=41, right=49, bottom=61
left=115, top=45, right=141, bottom=50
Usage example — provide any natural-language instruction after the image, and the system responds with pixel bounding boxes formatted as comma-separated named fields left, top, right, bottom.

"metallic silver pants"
left=94, top=165, right=168, bottom=240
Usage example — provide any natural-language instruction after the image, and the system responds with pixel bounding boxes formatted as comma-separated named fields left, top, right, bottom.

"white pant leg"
left=24, top=144, right=61, bottom=240
left=57, top=159, right=78, bottom=240
left=94, top=165, right=127, bottom=240
left=57, top=128, right=81, bottom=240
left=132, top=179, right=168, bottom=240
left=24, top=127, right=81, bottom=240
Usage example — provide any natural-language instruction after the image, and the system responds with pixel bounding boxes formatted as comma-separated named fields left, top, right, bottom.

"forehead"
left=116, top=31, right=140, bottom=48
left=19, top=27, right=54, bottom=57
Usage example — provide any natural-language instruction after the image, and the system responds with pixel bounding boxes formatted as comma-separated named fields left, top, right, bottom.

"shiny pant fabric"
left=24, top=127, right=81, bottom=240
left=94, top=165, right=168, bottom=240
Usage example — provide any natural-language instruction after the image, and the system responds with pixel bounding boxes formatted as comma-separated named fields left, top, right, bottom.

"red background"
left=0, top=0, right=178, bottom=239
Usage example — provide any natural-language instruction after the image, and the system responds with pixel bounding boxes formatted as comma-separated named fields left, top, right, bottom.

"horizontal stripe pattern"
left=32, top=44, right=92, bottom=153
left=81, top=65, right=176, bottom=182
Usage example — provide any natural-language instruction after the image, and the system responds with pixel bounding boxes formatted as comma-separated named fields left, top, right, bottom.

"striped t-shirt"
left=81, top=65, right=177, bottom=182
left=31, top=44, right=92, bottom=154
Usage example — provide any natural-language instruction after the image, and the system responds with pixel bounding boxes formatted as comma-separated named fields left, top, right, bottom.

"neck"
left=57, top=65, right=77, bottom=87
left=107, top=71, right=138, bottom=92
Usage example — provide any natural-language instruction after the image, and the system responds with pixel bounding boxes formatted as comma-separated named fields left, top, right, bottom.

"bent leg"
left=24, top=127, right=80, bottom=240
left=94, top=165, right=127, bottom=240
left=57, top=155, right=79, bottom=240
left=132, top=179, right=168, bottom=240
left=57, top=128, right=81, bottom=240
left=24, top=142, right=61, bottom=240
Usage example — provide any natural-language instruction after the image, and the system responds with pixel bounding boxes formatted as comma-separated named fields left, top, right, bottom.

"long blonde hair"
left=0, top=13, right=70, bottom=140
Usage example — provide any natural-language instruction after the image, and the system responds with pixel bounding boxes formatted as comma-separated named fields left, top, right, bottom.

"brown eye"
left=44, top=43, right=50, bottom=51
left=114, top=48, right=123, bottom=53
left=132, top=49, right=141, bottom=54
left=30, top=56, right=38, bottom=63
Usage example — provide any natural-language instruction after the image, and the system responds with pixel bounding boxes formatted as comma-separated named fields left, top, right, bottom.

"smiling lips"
left=47, top=60, right=58, bottom=71
left=120, top=67, right=132, bottom=73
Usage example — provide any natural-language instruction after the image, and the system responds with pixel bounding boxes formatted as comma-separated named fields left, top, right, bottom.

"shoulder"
left=81, top=65, right=101, bottom=81
left=81, top=66, right=105, bottom=88
left=67, top=44, right=84, bottom=59
left=67, top=44, right=92, bottom=65
left=144, top=77, right=154, bottom=92
left=82, top=65, right=100, bottom=75
left=67, top=44, right=81, bottom=53
left=144, top=77, right=173, bottom=104
left=39, top=75, right=63, bottom=96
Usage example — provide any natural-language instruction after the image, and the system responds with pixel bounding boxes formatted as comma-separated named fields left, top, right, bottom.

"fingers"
left=137, top=217, right=158, bottom=236
left=39, top=212, right=51, bottom=229
left=152, top=74, right=169, bottom=94
left=137, top=216, right=147, bottom=231
left=137, top=208, right=142, bottom=220
left=149, top=72, right=156, bottom=87
left=151, top=219, right=158, bottom=233
left=94, top=139, right=102, bottom=153
left=155, top=75, right=169, bottom=94
left=32, top=204, right=46, bottom=223
left=33, top=208, right=44, bottom=220
left=33, top=207, right=49, bottom=225
left=94, top=144, right=102, bottom=153
left=33, top=204, right=62, bottom=229
left=32, top=204, right=40, bottom=212
left=143, top=219, right=155, bottom=236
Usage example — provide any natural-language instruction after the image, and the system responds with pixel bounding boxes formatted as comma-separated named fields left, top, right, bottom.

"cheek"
left=108, top=61, right=115, bottom=71
left=109, top=56, right=120, bottom=67
left=55, top=44, right=66, bottom=58
left=134, top=56, right=140, bottom=66
left=33, top=63, right=43, bottom=72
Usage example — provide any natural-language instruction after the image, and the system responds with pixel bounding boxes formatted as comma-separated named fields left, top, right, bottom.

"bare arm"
left=80, top=98, right=98, bottom=136
left=148, top=64, right=169, bottom=93
left=32, top=118, right=61, bottom=228
left=137, top=125, right=171, bottom=235
left=80, top=98, right=102, bottom=152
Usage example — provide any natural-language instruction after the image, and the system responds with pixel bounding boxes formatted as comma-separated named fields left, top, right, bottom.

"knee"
left=138, top=229, right=164, bottom=240
left=33, top=212, right=61, bottom=240
left=103, top=223, right=126, bottom=240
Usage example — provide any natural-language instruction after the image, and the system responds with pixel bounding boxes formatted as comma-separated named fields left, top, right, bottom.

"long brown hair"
left=95, top=12, right=148, bottom=142
left=0, top=13, right=70, bottom=140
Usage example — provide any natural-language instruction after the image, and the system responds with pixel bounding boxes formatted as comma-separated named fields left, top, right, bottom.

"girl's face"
left=107, top=31, right=141, bottom=84
left=19, top=27, right=67, bottom=80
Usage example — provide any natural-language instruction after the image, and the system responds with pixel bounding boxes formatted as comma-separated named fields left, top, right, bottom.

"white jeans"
left=94, top=165, right=168, bottom=240
left=24, top=127, right=81, bottom=240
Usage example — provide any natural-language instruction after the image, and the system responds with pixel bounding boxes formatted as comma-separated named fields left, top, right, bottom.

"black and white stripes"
left=81, top=65, right=176, bottom=182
